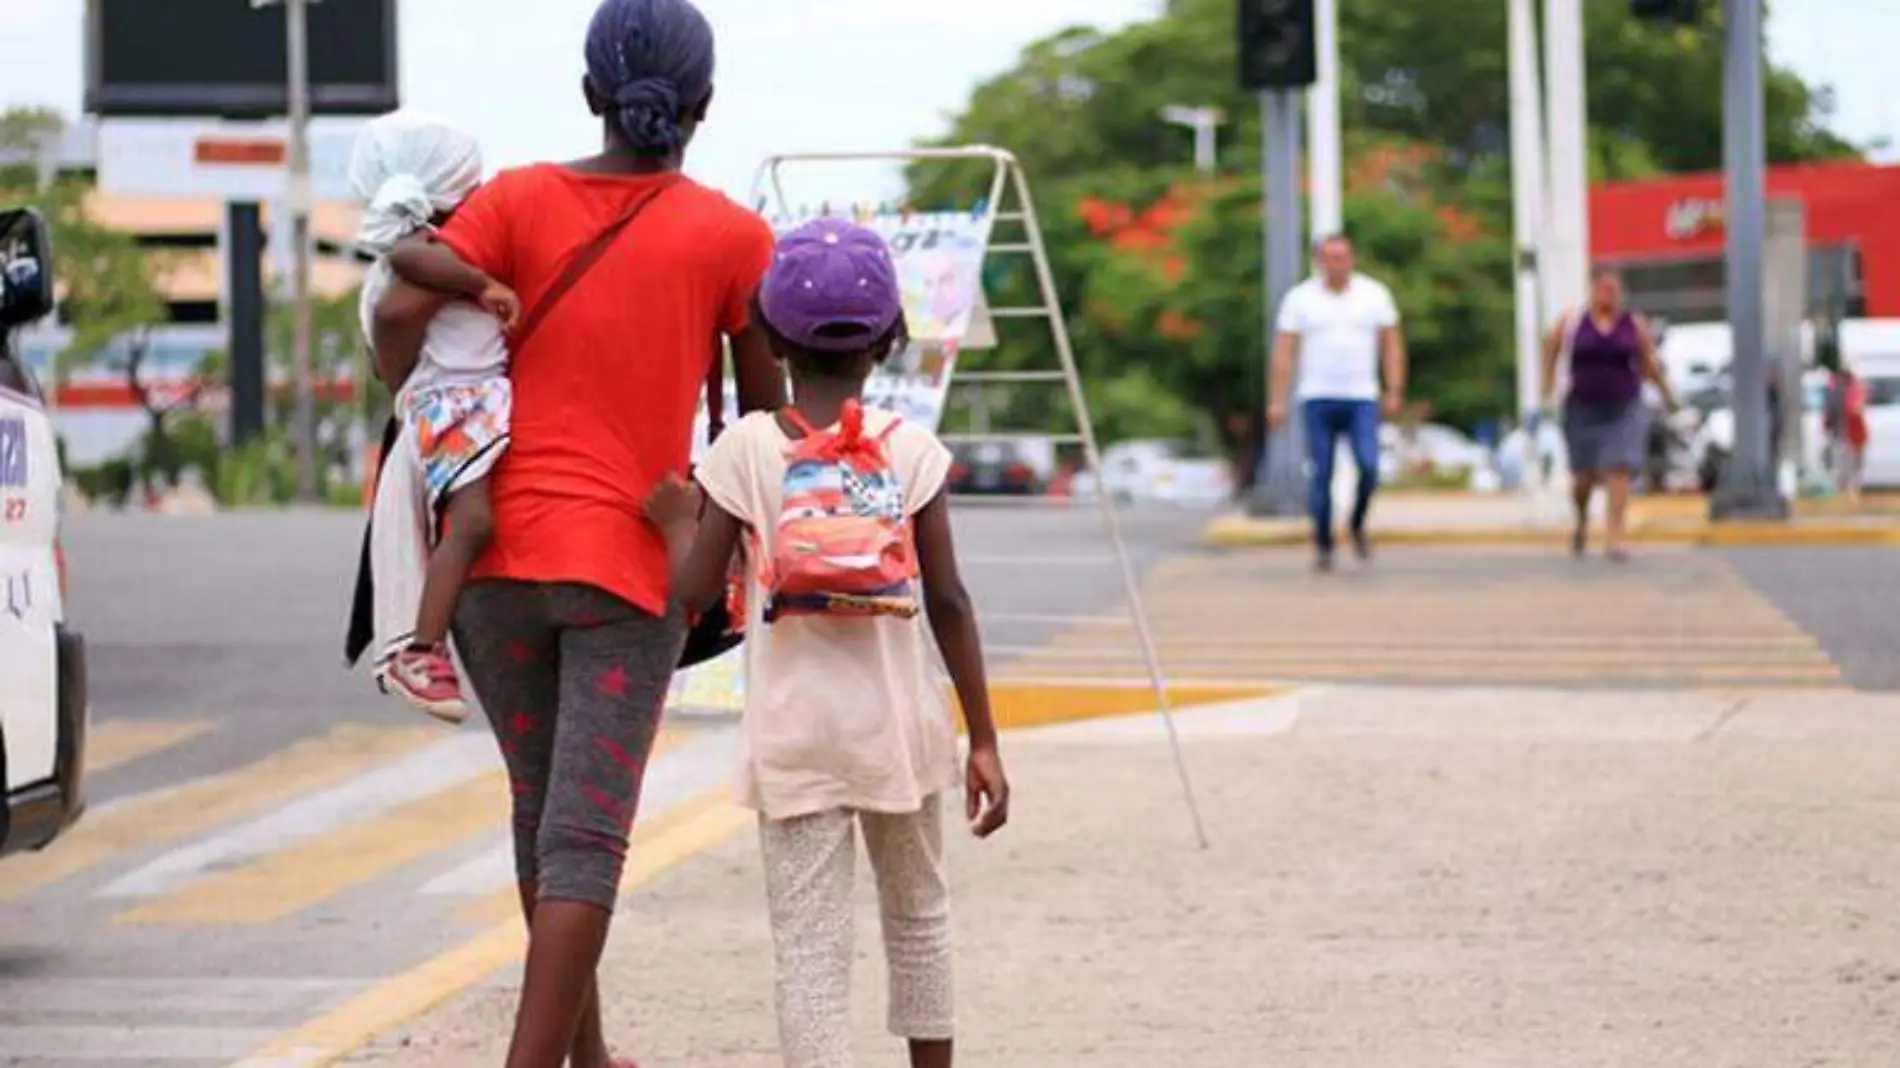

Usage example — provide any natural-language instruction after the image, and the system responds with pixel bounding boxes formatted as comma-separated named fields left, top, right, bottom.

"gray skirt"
left=1563, top=399, right=1650, bottom=474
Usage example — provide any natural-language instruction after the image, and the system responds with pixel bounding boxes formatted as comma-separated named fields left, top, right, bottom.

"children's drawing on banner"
left=670, top=207, right=993, bottom=714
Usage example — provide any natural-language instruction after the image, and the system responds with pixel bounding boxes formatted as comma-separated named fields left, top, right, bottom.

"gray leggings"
left=452, top=581, right=685, bottom=911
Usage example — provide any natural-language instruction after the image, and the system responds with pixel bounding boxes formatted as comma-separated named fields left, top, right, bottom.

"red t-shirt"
left=438, top=164, right=774, bottom=617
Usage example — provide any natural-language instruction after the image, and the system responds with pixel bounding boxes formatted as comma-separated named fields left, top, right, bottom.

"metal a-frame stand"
left=752, top=146, right=1208, bottom=848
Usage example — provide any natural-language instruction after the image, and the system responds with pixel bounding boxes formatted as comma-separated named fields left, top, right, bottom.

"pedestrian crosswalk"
left=989, top=547, right=1846, bottom=690
left=0, top=716, right=742, bottom=1066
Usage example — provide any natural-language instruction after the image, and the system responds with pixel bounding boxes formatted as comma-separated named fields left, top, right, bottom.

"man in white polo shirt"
left=1267, top=234, right=1408, bottom=571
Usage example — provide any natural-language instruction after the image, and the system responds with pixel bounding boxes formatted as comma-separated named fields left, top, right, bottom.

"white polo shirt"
left=1276, top=273, right=1400, bottom=402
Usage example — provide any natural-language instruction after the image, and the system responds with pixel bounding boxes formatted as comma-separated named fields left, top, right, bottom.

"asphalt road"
left=6, top=504, right=1898, bottom=1067
left=58, top=501, right=1208, bottom=808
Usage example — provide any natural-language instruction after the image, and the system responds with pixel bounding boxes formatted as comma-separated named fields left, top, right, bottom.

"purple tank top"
left=1568, top=312, right=1642, bottom=406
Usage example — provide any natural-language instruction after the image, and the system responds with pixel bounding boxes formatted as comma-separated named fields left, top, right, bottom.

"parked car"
left=948, top=440, right=1045, bottom=496
left=0, top=207, right=89, bottom=859
left=1382, top=422, right=1487, bottom=479
left=1691, top=370, right=1829, bottom=492
left=1072, top=439, right=1234, bottom=505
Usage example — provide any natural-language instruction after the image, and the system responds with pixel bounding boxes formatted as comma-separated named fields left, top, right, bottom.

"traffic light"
left=1630, top=0, right=1700, bottom=23
left=1237, top=0, right=1317, bottom=90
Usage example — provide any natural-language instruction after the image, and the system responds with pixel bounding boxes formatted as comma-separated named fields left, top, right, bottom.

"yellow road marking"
left=995, top=661, right=1845, bottom=684
left=952, top=682, right=1287, bottom=732
left=0, top=724, right=439, bottom=902
left=85, top=720, right=215, bottom=775
left=119, top=729, right=688, bottom=927
left=229, top=796, right=751, bottom=1068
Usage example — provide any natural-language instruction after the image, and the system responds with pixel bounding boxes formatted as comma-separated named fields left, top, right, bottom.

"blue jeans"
left=1303, top=398, right=1381, bottom=554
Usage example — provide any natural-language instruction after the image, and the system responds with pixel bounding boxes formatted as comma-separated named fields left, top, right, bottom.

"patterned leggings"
left=452, top=580, right=684, bottom=911
left=761, top=796, right=954, bottom=1067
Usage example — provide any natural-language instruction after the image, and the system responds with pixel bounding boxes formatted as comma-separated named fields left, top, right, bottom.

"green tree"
left=906, top=0, right=1855, bottom=452
left=2, top=109, right=171, bottom=385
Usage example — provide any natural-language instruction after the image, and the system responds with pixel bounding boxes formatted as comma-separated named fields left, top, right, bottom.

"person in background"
left=1266, top=234, right=1407, bottom=572
left=368, top=1, right=781, bottom=1065
left=1826, top=360, right=1870, bottom=500
left=1542, top=268, right=1678, bottom=562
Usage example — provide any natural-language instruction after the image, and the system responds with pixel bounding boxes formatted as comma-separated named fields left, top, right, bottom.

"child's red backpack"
left=762, top=400, right=920, bottom=622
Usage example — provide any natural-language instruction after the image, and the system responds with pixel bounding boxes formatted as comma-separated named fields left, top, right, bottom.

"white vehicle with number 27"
left=0, top=206, right=89, bottom=860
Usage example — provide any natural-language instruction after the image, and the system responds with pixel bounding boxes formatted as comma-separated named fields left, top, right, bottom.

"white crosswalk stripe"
left=97, top=732, right=500, bottom=900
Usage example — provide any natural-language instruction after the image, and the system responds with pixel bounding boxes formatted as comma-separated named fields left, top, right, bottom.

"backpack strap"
left=781, top=407, right=819, bottom=438
left=705, top=337, right=726, bottom=444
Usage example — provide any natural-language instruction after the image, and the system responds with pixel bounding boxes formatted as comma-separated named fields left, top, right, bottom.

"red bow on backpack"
left=789, top=399, right=891, bottom=468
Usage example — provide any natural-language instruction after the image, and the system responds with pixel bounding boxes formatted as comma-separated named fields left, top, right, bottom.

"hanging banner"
left=669, top=205, right=995, bottom=713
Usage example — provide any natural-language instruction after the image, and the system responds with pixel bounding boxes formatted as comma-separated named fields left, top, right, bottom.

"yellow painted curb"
left=1204, top=513, right=1900, bottom=551
left=229, top=798, right=752, bottom=1068
left=956, top=681, right=1289, bottom=733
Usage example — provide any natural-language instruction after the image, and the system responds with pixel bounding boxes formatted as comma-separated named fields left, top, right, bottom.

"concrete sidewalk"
left=340, top=686, right=1900, bottom=1067
left=1207, top=490, right=1900, bottom=549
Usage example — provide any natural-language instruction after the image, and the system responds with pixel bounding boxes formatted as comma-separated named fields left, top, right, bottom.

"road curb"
left=1203, top=513, right=1900, bottom=550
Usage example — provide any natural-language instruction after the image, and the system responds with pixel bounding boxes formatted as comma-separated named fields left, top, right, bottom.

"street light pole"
left=1159, top=105, right=1226, bottom=174
left=286, top=0, right=318, bottom=501
left=255, top=0, right=320, bottom=501
left=1507, top=0, right=1549, bottom=492
left=1541, top=0, right=1590, bottom=322
left=1711, top=0, right=1786, bottom=518
left=1307, top=0, right=1343, bottom=241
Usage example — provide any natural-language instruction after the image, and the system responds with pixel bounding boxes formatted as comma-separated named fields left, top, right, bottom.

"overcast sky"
left=2, top=0, right=1894, bottom=204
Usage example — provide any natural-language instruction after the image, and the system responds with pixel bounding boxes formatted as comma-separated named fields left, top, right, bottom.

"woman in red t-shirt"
left=370, top=1, right=779, bottom=1064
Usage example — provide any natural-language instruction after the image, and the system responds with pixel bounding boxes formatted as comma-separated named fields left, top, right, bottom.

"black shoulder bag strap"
left=509, top=175, right=724, bottom=442
left=509, top=175, right=681, bottom=352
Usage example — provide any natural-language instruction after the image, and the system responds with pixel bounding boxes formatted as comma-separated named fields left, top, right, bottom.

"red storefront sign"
left=1591, top=160, right=1900, bottom=316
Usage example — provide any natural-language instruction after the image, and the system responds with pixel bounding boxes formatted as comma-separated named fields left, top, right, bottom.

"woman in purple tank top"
left=1541, top=269, right=1678, bottom=561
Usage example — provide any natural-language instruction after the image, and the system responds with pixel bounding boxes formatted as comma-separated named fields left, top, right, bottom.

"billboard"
left=85, top=0, right=399, bottom=118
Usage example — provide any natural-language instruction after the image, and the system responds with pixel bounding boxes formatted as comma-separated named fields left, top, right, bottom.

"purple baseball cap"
left=758, top=217, right=903, bottom=352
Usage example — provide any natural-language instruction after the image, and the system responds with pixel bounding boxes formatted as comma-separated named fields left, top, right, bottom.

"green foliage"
left=1, top=111, right=170, bottom=384
left=907, top=0, right=1856, bottom=445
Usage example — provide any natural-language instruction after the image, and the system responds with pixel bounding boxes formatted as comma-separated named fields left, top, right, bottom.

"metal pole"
left=227, top=202, right=268, bottom=446
left=1308, top=0, right=1344, bottom=241
left=1248, top=89, right=1308, bottom=517
left=1508, top=0, right=1549, bottom=491
left=286, top=0, right=319, bottom=501
left=1711, top=0, right=1786, bottom=518
left=1542, top=0, right=1590, bottom=321
left=1007, top=160, right=1209, bottom=851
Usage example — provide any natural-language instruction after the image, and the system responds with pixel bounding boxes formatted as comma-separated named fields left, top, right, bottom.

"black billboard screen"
left=87, top=0, right=399, bottom=118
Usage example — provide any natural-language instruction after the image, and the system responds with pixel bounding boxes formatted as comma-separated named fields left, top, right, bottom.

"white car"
left=1, top=207, right=88, bottom=858
left=1690, top=370, right=1829, bottom=492
left=1072, top=439, right=1234, bottom=505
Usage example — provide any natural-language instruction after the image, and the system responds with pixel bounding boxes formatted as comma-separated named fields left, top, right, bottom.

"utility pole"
left=1306, top=0, right=1343, bottom=242
left=1159, top=105, right=1226, bottom=174
left=1508, top=0, right=1549, bottom=492
left=1710, top=0, right=1786, bottom=518
left=255, top=0, right=320, bottom=500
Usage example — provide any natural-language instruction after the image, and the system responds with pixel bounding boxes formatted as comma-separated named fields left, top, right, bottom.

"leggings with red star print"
left=452, top=580, right=686, bottom=911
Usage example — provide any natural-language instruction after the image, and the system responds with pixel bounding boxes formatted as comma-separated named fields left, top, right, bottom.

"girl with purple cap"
left=646, top=217, right=1011, bottom=1068
left=368, top=1, right=781, bottom=1065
